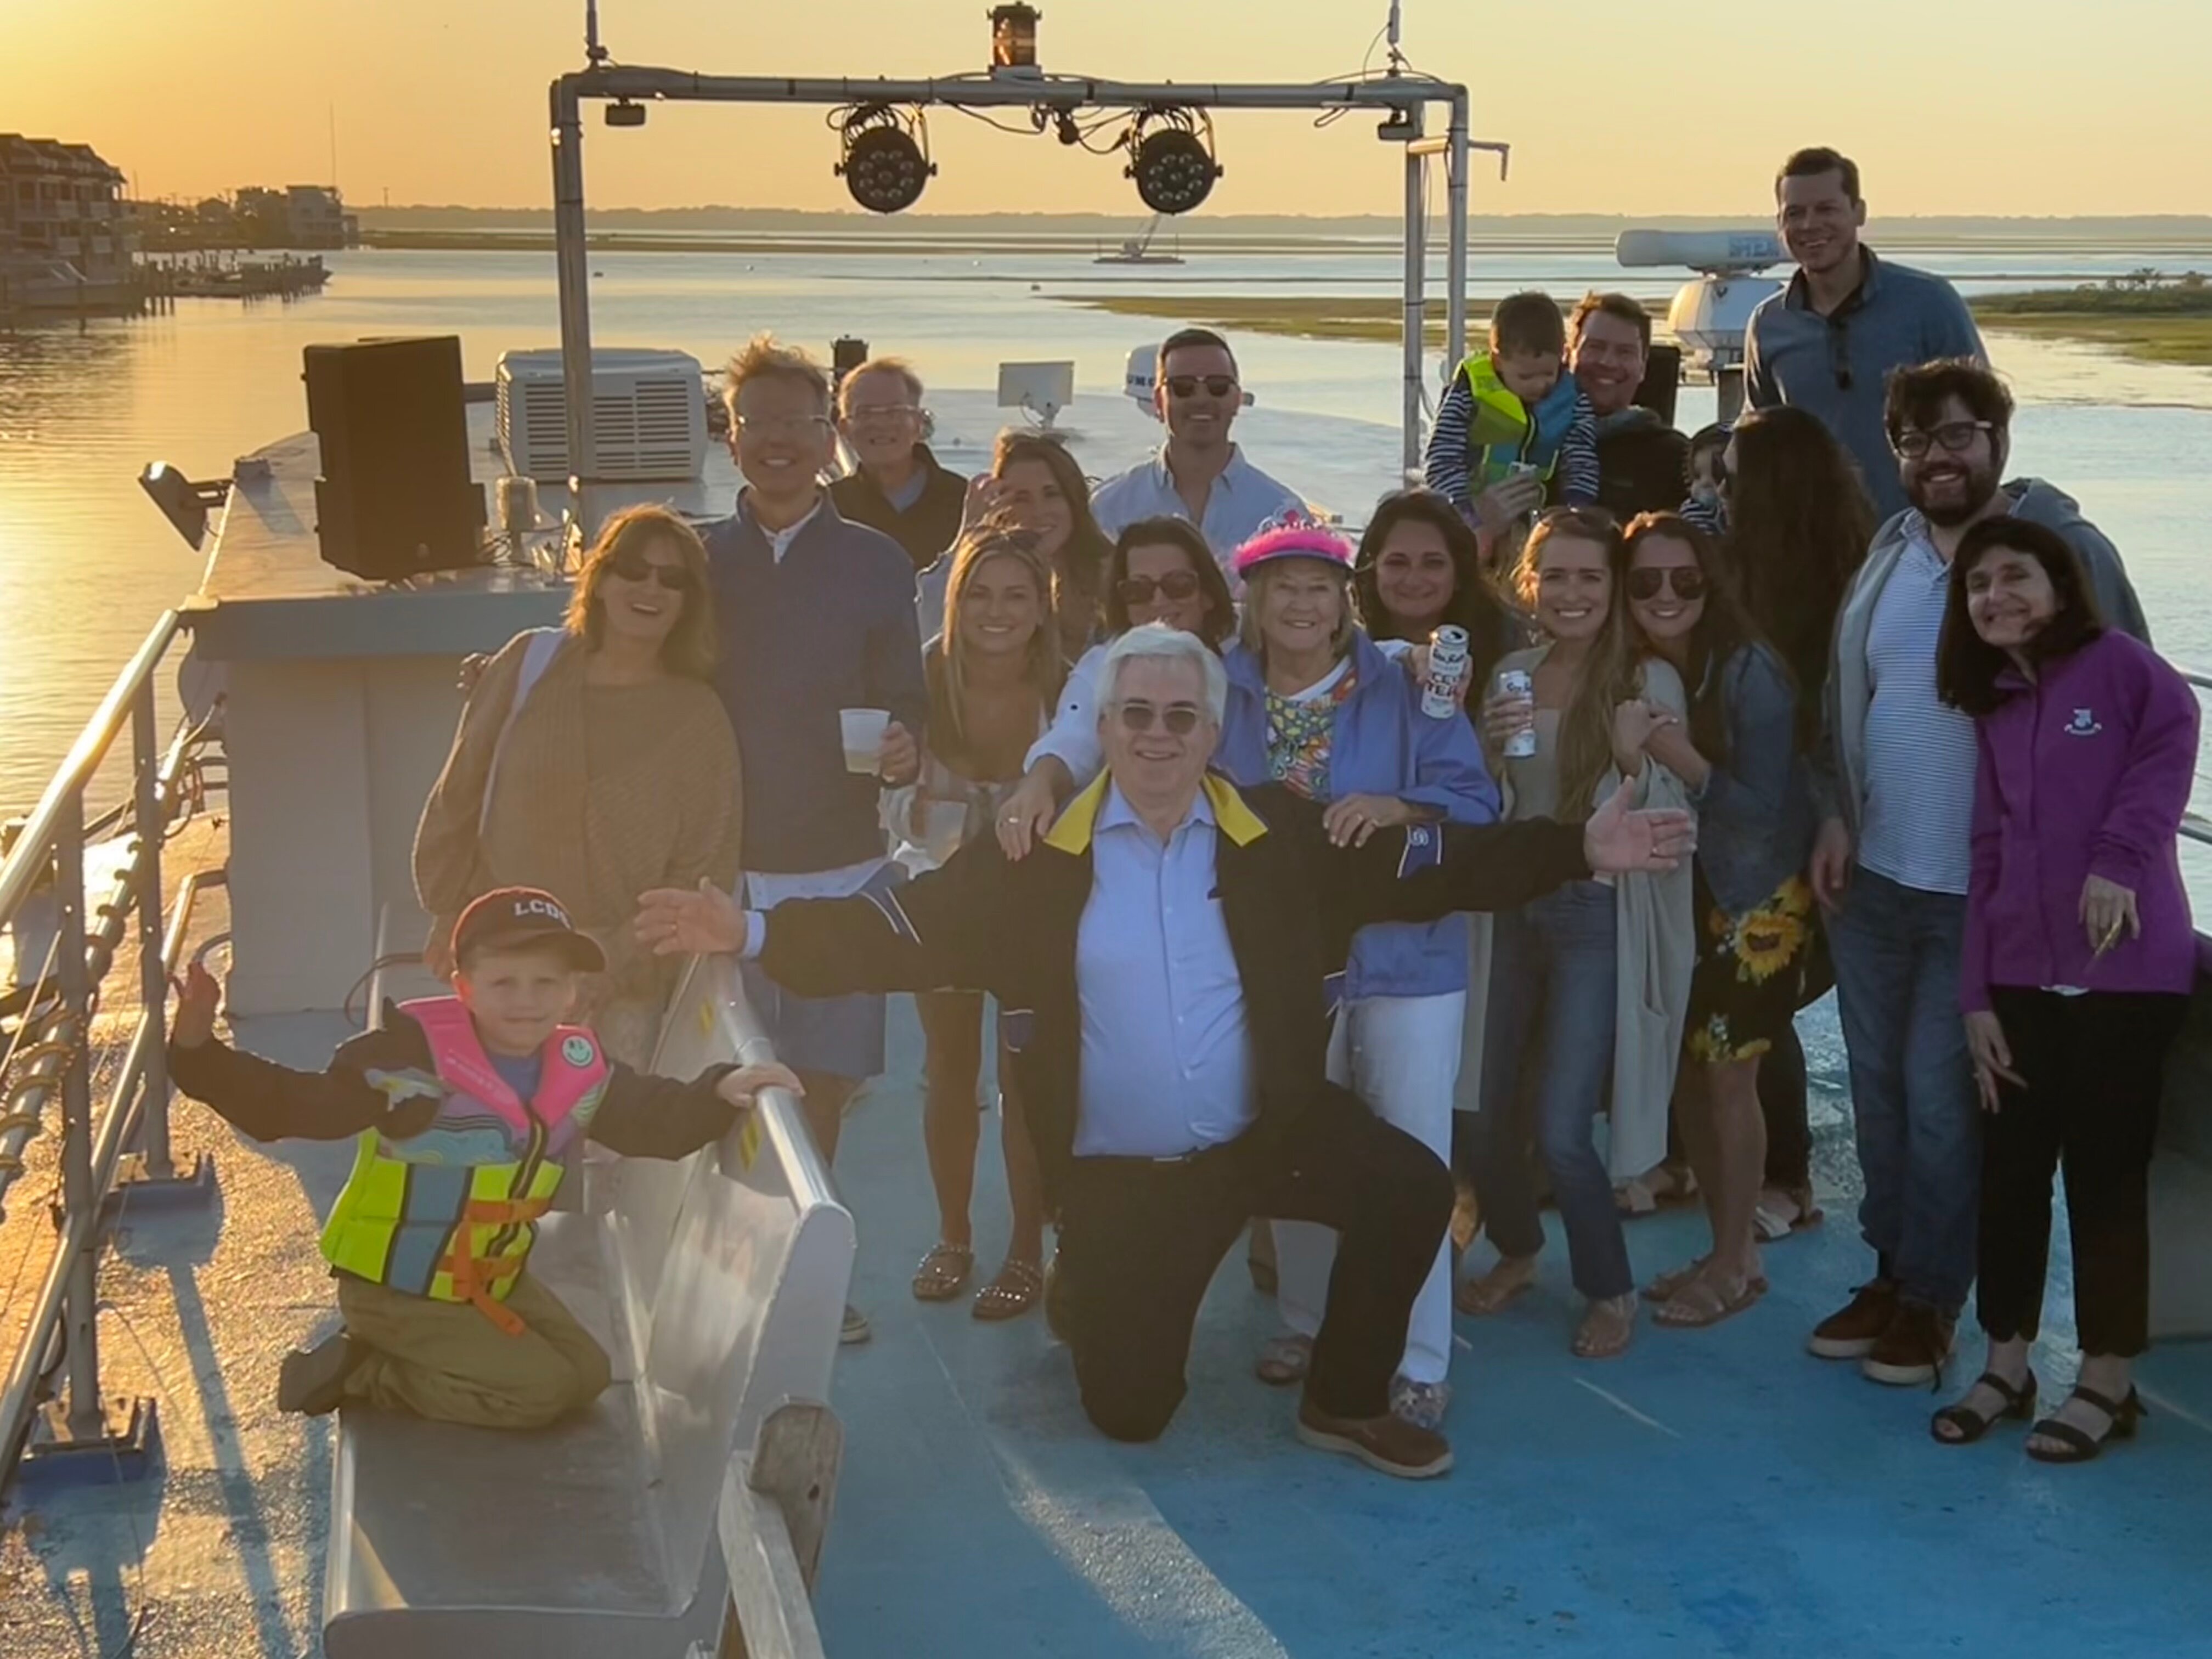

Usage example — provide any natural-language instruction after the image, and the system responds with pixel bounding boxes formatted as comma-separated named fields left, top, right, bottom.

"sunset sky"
left=5, top=0, right=2205, bottom=218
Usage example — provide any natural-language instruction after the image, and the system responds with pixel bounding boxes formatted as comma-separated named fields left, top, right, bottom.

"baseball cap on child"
left=451, top=887, right=606, bottom=973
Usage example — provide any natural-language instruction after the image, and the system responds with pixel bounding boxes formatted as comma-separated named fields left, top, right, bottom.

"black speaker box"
left=303, top=335, right=486, bottom=579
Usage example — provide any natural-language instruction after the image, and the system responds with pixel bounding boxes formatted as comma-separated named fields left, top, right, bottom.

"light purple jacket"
left=1961, top=630, right=2199, bottom=1013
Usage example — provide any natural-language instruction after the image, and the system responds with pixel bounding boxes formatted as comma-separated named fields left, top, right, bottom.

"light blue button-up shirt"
left=1090, top=443, right=1305, bottom=573
left=1072, top=784, right=1257, bottom=1158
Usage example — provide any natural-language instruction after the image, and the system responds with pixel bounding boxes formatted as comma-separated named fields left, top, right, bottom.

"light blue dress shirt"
left=1071, top=785, right=1258, bottom=1158
left=1090, top=443, right=1305, bottom=572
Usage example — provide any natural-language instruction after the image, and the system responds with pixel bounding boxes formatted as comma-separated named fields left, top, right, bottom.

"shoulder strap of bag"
left=477, top=629, right=565, bottom=836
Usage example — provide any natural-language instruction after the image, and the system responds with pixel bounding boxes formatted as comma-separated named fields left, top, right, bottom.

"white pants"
left=1274, top=990, right=1466, bottom=1386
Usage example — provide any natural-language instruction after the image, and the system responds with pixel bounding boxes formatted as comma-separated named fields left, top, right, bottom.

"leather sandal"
left=972, top=1258, right=1044, bottom=1322
left=911, top=1242, right=974, bottom=1302
left=2026, top=1384, right=2144, bottom=1464
left=1929, top=1369, right=2038, bottom=1445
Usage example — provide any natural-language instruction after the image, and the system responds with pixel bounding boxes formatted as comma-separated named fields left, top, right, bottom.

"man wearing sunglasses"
left=636, top=624, right=1692, bottom=1480
left=1804, top=356, right=2145, bottom=1389
left=1091, top=328, right=1304, bottom=574
left=1743, top=147, right=1985, bottom=519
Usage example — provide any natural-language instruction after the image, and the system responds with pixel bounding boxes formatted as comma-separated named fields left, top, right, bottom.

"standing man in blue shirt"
left=1744, top=148, right=1986, bottom=520
left=1091, top=329, right=1304, bottom=578
left=701, top=335, right=929, bottom=1346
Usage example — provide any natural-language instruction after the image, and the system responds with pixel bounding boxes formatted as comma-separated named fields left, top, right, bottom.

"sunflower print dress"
left=1684, top=867, right=1816, bottom=1064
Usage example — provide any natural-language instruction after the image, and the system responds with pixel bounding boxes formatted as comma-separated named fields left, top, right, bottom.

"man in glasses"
left=636, top=624, right=1693, bottom=1479
left=701, top=335, right=928, bottom=1346
left=827, top=356, right=969, bottom=573
left=1092, top=328, right=1304, bottom=574
left=1743, top=147, right=1985, bottom=518
left=1803, top=356, right=2144, bottom=1390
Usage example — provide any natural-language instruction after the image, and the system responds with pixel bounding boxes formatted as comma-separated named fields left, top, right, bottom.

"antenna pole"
left=1385, top=1, right=1407, bottom=72
left=585, top=0, right=608, bottom=65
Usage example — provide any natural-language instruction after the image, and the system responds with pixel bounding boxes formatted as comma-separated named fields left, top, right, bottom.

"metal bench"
left=323, top=950, right=855, bottom=1658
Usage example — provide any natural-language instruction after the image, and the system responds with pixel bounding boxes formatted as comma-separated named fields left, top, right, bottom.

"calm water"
left=1, top=243, right=2210, bottom=819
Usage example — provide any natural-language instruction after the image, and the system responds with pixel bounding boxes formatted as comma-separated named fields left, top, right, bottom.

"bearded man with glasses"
left=635, top=623, right=1694, bottom=1479
left=1091, top=327, right=1305, bottom=578
left=1801, top=355, right=2147, bottom=1390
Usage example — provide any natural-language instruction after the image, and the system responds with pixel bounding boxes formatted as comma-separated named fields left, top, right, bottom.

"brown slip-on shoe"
left=1807, top=1278, right=1899, bottom=1359
left=1295, top=1395, right=1453, bottom=1479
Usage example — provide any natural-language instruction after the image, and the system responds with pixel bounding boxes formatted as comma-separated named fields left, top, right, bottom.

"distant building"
left=0, top=133, right=140, bottom=298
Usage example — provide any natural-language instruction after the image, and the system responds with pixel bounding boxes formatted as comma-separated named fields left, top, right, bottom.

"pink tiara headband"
left=1230, top=509, right=1354, bottom=580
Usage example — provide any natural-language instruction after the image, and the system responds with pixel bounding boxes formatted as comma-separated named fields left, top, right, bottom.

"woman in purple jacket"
left=1931, top=516, right=2198, bottom=1463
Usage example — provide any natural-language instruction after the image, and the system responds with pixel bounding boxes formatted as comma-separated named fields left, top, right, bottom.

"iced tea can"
left=1497, top=667, right=1538, bottom=758
left=1420, top=625, right=1472, bottom=719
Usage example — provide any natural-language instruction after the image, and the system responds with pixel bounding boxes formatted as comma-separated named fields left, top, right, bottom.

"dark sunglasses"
left=607, top=551, right=696, bottom=592
left=1626, top=566, right=1707, bottom=602
left=1894, top=419, right=1996, bottom=459
left=1114, top=701, right=1204, bottom=735
left=1166, top=374, right=1237, bottom=399
left=1115, top=570, right=1203, bottom=606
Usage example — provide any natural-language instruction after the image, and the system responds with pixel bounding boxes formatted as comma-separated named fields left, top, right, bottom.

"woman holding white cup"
left=885, top=526, right=1066, bottom=1319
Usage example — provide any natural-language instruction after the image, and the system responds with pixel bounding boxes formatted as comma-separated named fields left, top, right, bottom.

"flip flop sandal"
left=911, top=1242, right=974, bottom=1302
left=972, top=1259, right=1045, bottom=1322
left=1641, top=1257, right=1712, bottom=1302
left=1929, top=1370, right=2039, bottom=1445
left=1654, top=1274, right=1768, bottom=1329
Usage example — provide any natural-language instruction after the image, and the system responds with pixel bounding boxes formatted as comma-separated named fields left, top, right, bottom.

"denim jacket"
left=1695, top=642, right=1814, bottom=916
left=1218, top=631, right=1501, bottom=1000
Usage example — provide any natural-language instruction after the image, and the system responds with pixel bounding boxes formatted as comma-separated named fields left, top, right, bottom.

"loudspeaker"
left=1633, top=343, right=1683, bottom=427
left=303, top=335, right=486, bottom=579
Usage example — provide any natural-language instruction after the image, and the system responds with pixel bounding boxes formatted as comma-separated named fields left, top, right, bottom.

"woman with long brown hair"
left=1719, top=408, right=1876, bottom=1239
left=1457, top=506, right=1695, bottom=1359
left=414, top=505, right=742, bottom=1066
left=894, top=526, right=1068, bottom=1319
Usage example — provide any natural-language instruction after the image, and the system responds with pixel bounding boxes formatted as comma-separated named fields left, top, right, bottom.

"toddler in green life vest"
left=167, top=886, right=800, bottom=1430
left=1421, top=289, right=1602, bottom=533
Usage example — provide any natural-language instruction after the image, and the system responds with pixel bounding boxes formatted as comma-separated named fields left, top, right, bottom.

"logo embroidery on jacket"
left=2064, top=708, right=2103, bottom=737
left=561, top=1035, right=596, bottom=1067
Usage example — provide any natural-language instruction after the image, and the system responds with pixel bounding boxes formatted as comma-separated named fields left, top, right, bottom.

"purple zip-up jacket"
left=1961, top=629, right=2198, bottom=1013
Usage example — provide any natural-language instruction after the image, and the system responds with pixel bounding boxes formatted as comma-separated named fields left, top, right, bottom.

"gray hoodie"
left=1812, top=477, right=2148, bottom=831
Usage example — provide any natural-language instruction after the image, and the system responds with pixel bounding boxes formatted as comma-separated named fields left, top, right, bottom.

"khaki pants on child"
left=336, top=1272, right=612, bottom=1430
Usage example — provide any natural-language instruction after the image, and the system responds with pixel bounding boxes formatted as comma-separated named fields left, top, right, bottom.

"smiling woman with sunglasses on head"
left=414, top=505, right=742, bottom=1067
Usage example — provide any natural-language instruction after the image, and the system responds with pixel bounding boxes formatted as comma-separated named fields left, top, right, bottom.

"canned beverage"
left=1497, top=667, right=1538, bottom=758
left=1420, top=624, right=1471, bottom=719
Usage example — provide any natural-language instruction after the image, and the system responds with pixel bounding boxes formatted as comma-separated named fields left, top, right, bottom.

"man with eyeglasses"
left=1091, top=328, right=1304, bottom=574
left=635, top=623, right=1693, bottom=1478
left=827, top=357, right=969, bottom=573
left=1743, top=147, right=1985, bottom=519
left=1802, top=356, right=2145, bottom=1390
left=700, top=335, right=928, bottom=1347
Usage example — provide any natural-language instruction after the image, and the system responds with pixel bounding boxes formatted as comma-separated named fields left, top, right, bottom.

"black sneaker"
left=1806, top=1279, right=1899, bottom=1359
left=1862, top=1302, right=1956, bottom=1387
left=277, top=1333, right=360, bottom=1416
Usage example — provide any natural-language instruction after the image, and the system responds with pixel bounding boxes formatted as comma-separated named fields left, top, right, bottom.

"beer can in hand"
left=1497, top=667, right=1538, bottom=758
left=1421, top=625, right=1472, bottom=719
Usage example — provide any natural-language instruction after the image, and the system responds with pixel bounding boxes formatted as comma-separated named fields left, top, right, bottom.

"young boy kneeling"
left=167, top=885, right=799, bottom=1430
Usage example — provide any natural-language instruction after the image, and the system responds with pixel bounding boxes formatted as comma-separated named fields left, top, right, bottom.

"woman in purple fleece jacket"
left=1930, top=517, right=2197, bottom=1464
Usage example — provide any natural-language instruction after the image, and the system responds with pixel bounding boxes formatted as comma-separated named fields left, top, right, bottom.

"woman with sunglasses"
left=414, top=505, right=741, bottom=1066
left=891, top=527, right=1067, bottom=1320
left=994, top=517, right=1237, bottom=858
left=1458, top=507, right=1695, bottom=1359
left=1216, top=514, right=1499, bottom=1430
left=922, top=430, right=1116, bottom=661
left=1930, top=518, right=2194, bottom=1462
left=1718, top=407, right=1877, bottom=1240
left=1352, top=488, right=1523, bottom=698
left=1618, top=513, right=1815, bottom=1328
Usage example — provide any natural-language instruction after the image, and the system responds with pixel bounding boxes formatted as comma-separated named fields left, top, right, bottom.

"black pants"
left=1760, top=1020, right=1812, bottom=1190
left=1056, top=1084, right=1453, bottom=1442
left=1977, top=987, right=2189, bottom=1358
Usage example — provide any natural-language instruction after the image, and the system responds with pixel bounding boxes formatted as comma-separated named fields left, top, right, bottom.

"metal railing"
left=0, top=610, right=217, bottom=1481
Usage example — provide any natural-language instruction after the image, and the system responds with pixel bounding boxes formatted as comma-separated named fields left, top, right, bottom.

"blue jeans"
left=1474, top=881, right=1632, bottom=1300
left=1827, top=866, right=1980, bottom=1313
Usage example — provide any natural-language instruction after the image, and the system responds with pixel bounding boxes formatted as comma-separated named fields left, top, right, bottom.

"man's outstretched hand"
left=635, top=878, right=748, bottom=957
left=171, top=960, right=222, bottom=1048
left=1582, top=777, right=1695, bottom=875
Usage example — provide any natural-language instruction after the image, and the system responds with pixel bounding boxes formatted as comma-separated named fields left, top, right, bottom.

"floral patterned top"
left=1263, top=658, right=1358, bottom=800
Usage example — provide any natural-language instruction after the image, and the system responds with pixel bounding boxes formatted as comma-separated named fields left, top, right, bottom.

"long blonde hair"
left=933, top=527, right=1066, bottom=766
left=1512, top=507, right=1635, bottom=821
left=563, top=505, right=718, bottom=680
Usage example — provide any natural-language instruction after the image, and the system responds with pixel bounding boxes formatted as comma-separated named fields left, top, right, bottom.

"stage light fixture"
left=606, top=99, right=647, bottom=128
left=835, top=105, right=936, bottom=215
left=1124, top=109, right=1221, bottom=216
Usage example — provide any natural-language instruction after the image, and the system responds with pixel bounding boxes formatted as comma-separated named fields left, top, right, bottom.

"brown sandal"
left=1654, top=1272, right=1767, bottom=1329
left=972, top=1259, right=1044, bottom=1322
left=911, top=1242, right=974, bottom=1302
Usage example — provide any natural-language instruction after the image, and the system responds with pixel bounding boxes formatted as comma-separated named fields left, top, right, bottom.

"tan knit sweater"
left=413, top=631, right=743, bottom=1014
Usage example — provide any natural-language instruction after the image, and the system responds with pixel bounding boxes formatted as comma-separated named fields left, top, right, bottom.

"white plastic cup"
left=840, top=707, right=891, bottom=775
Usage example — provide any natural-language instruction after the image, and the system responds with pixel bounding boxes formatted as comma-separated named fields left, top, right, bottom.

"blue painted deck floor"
left=816, top=999, right=2212, bottom=1658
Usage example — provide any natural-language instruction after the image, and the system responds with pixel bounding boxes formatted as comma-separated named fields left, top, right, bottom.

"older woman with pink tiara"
left=1215, top=512, right=1500, bottom=1430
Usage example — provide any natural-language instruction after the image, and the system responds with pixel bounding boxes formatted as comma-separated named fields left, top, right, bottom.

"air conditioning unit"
left=496, top=348, right=707, bottom=482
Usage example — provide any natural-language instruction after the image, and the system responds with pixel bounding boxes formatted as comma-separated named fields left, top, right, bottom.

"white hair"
left=1099, top=622, right=1227, bottom=726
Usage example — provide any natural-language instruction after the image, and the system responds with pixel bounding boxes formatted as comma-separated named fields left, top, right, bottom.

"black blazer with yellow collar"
left=758, top=773, right=1590, bottom=1205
